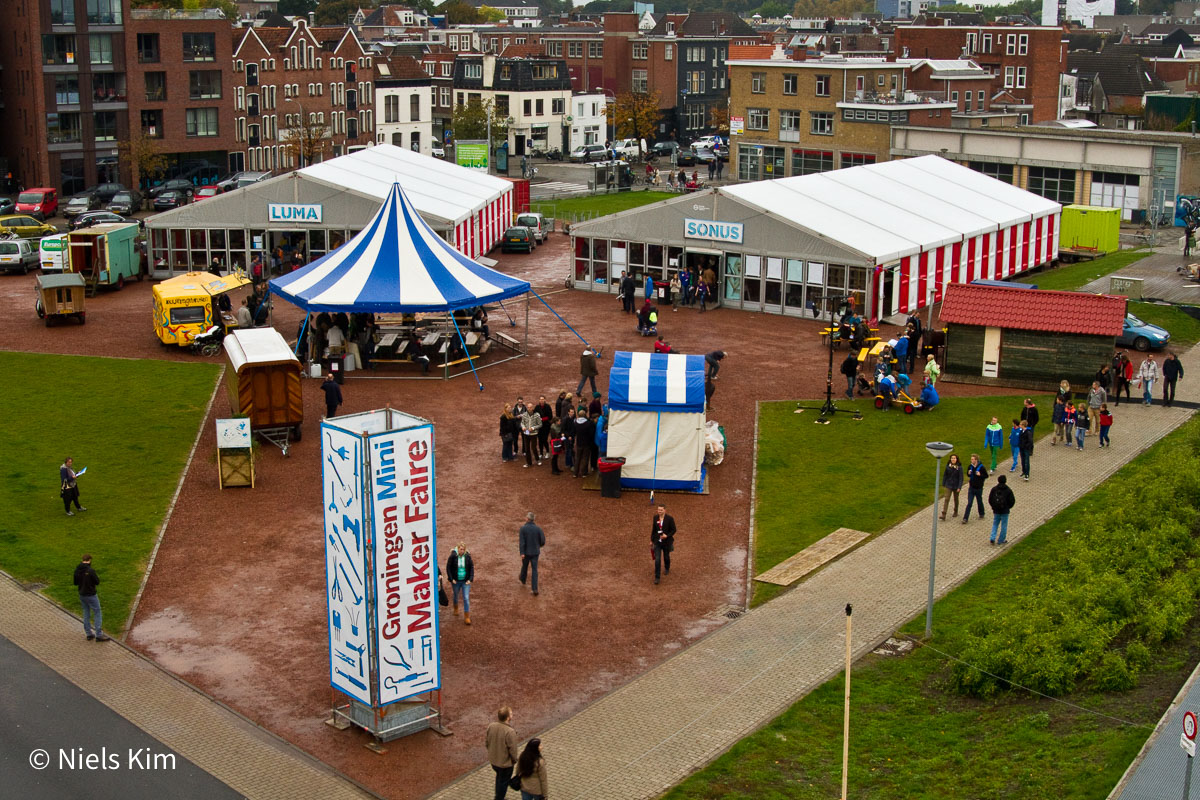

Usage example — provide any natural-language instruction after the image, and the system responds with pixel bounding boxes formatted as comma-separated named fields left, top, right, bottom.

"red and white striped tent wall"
left=301, top=143, right=512, bottom=260
left=723, top=155, right=1061, bottom=322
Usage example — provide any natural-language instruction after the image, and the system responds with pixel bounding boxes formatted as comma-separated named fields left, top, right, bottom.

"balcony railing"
left=843, top=89, right=949, bottom=105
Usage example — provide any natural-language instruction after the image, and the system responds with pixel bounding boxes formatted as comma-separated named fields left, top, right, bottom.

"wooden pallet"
left=754, top=527, right=871, bottom=586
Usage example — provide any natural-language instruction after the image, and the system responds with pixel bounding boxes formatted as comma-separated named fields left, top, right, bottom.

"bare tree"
left=281, top=116, right=330, bottom=169
left=118, top=130, right=167, bottom=198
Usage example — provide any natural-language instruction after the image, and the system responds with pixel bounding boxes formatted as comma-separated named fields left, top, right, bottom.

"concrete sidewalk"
left=0, top=572, right=374, bottom=800
left=431, top=347, right=1200, bottom=800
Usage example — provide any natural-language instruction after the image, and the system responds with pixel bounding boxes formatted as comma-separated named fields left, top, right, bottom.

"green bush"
left=949, top=441, right=1200, bottom=698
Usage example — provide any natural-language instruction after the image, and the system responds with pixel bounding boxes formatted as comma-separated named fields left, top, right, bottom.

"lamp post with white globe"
left=925, top=441, right=954, bottom=639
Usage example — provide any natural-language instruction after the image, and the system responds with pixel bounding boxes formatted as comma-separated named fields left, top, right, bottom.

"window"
left=410, top=94, right=421, bottom=121
left=748, top=108, right=769, bottom=130
left=686, top=70, right=705, bottom=93
left=87, top=0, right=121, bottom=24
left=1004, top=66, right=1015, bottom=88
left=535, top=99, right=544, bottom=115
left=665, top=44, right=673, bottom=61
left=55, top=75, right=79, bottom=106
left=189, top=71, right=221, bottom=100
left=93, top=111, right=117, bottom=141
left=633, top=42, right=648, bottom=60
left=1015, top=67, right=1027, bottom=89
left=978, top=90, right=985, bottom=108
left=685, top=104, right=704, bottom=130
left=810, top=111, right=833, bottom=135
left=440, top=87, right=450, bottom=106
left=1018, top=33, right=1029, bottom=55
left=965, top=32, right=976, bottom=54
left=91, top=73, right=123, bottom=102
left=552, top=97, right=564, bottom=114
left=815, top=75, right=830, bottom=97
left=441, top=63, right=452, bottom=77
left=751, top=72, right=766, bottom=93
left=186, top=108, right=219, bottom=137
left=141, top=109, right=163, bottom=138
left=567, top=42, right=582, bottom=58
left=385, top=95, right=399, bottom=123
left=1019, top=113, right=1030, bottom=125
left=89, top=35, right=113, bottom=65
left=982, top=33, right=992, bottom=53
left=246, top=62, right=258, bottom=86
left=523, top=99, right=531, bottom=116
left=968, top=161, right=1013, bottom=183
left=632, top=68, right=648, bottom=93
left=547, top=41, right=561, bottom=56
left=840, top=152, right=875, bottom=169
left=50, top=0, right=74, bottom=24
left=1027, top=166, right=1076, bottom=204
left=47, top=112, right=82, bottom=144
left=43, top=35, right=77, bottom=65
left=951, top=91, right=958, bottom=106
left=183, top=33, right=216, bottom=62
left=793, top=149, right=833, bottom=175
left=347, top=116, right=359, bottom=139
left=144, top=72, right=166, bottom=102
left=964, top=93, right=972, bottom=112
left=532, top=64, right=558, bottom=80
left=779, top=109, right=800, bottom=142
left=1006, top=34, right=1016, bottom=55
left=855, top=75, right=865, bottom=92
left=783, top=74, right=797, bottom=95
left=464, top=62, right=482, bottom=79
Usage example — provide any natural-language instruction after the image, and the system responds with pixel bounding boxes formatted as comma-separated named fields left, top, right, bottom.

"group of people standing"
left=499, top=391, right=608, bottom=478
left=1105, top=351, right=1184, bottom=407
left=938, top=452, right=1016, bottom=545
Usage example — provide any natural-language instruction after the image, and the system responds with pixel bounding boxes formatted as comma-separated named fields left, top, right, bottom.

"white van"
left=39, top=234, right=68, bottom=273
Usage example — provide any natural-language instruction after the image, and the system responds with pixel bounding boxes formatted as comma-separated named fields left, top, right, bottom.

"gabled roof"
left=499, top=43, right=545, bottom=58
left=360, top=5, right=420, bottom=27
left=376, top=54, right=431, bottom=81
left=647, top=11, right=756, bottom=37
left=1102, top=42, right=1184, bottom=59
left=1067, top=50, right=1168, bottom=96
left=940, top=283, right=1126, bottom=336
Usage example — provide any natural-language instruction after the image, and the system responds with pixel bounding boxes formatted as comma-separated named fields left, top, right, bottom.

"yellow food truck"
left=152, top=271, right=250, bottom=346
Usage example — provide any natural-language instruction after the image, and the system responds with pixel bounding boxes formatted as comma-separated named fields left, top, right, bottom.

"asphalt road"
left=0, top=635, right=245, bottom=800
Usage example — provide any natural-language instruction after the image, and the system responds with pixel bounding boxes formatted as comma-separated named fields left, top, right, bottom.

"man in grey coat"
left=518, top=512, right=545, bottom=596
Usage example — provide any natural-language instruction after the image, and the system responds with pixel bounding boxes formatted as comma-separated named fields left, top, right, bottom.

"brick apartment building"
left=453, top=53, right=572, bottom=155
left=420, top=46, right=457, bottom=143
left=232, top=18, right=375, bottom=173
left=0, top=0, right=237, bottom=196
left=729, top=56, right=957, bottom=180
left=894, top=24, right=1067, bottom=123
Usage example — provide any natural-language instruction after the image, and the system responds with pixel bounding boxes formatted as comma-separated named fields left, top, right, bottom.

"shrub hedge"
left=950, top=432, right=1200, bottom=698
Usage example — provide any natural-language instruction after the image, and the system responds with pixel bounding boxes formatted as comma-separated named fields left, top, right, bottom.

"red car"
left=193, top=185, right=221, bottom=201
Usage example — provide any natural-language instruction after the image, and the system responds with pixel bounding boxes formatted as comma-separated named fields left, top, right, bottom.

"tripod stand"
left=797, top=294, right=863, bottom=423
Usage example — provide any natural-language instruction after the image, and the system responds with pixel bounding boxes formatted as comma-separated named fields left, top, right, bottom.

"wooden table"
left=422, top=332, right=441, bottom=348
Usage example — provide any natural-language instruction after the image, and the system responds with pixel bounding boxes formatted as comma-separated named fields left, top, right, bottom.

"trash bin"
left=598, top=456, right=625, bottom=498
left=654, top=280, right=672, bottom=304
left=323, top=354, right=346, bottom=384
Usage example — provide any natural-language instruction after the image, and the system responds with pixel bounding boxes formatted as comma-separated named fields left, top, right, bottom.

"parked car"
left=0, top=238, right=38, bottom=274
left=107, top=189, right=143, bottom=215
left=431, top=143, right=446, bottom=159
left=63, top=192, right=101, bottom=219
left=569, top=144, right=608, bottom=163
left=500, top=226, right=535, bottom=253
left=152, top=190, right=189, bottom=211
left=149, top=179, right=194, bottom=200
left=651, top=141, right=680, bottom=157
left=71, top=210, right=138, bottom=231
left=691, top=146, right=717, bottom=165
left=651, top=142, right=695, bottom=166
left=193, top=185, right=221, bottom=201
left=1117, top=312, right=1171, bottom=351
left=515, top=212, right=549, bottom=244
left=614, top=138, right=642, bottom=160
left=91, top=182, right=127, bottom=203
left=0, top=198, right=14, bottom=215
left=15, top=188, right=58, bottom=220
left=0, top=214, right=57, bottom=238
left=232, top=171, right=272, bottom=189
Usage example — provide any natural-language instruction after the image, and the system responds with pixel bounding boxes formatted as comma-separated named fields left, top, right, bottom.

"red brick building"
left=895, top=25, right=1067, bottom=124
left=232, top=18, right=375, bottom=173
left=420, top=45, right=457, bottom=143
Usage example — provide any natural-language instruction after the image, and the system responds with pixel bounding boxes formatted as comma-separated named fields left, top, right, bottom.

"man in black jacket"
left=73, top=554, right=109, bottom=642
left=1020, top=398, right=1040, bottom=433
left=988, top=475, right=1016, bottom=545
left=651, top=505, right=677, bottom=585
left=1163, top=352, right=1185, bottom=407
left=620, top=271, right=636, bottom=314
left=321, top=373, right=342, bottom=419
left=1017, top=420, right=1034, bottom=482
left=961, top=454, right=989, bottom=524
left=518, top=512, right=545, bottom=596
left=841, top=352, right=859, bottom=398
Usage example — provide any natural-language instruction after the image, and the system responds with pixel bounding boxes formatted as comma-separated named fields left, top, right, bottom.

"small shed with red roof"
left=940, top=282, right=1126, bottom=388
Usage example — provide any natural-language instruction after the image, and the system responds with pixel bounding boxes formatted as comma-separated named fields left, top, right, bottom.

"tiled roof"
left=940, top=283, right=1126, bottom=336
left=648, top=11, right=756, bottom=37
left=728, top=44, right=776, bottom=59
left=1067, top=50, right=1168, bottom=96
left=378, top=54, right=430, bottom=80
left=499, top=43, right=545, bottom=58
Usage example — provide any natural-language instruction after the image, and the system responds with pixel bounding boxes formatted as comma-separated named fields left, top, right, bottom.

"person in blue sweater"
left=919, top=380, right=939, bottom=409
left=1008, top=418, right=1022, bottom=472
left=644, top=275, right=654, bottom=302
left=891, top=335, right=909, bottom=373
left=594, top=411, right=608, bottom=457
left=984, top=417, right=1004, bottom=471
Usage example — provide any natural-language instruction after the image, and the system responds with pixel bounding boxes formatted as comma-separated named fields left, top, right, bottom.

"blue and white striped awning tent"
left=607, top=351, right=707, bottom=492
left=269, top=182, right=530, bottom=313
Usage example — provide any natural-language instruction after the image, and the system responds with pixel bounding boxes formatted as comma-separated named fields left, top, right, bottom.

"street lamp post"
left=924, top=441, right=954, bottom=639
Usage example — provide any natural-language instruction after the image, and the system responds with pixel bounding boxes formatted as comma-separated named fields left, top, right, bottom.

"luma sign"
left=684, top=218, right=744, bottom=244
left=268, top=203, right=323, bottom=223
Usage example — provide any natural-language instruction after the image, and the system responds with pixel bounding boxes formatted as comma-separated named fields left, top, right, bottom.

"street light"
left=924, top=440, right=954, bottom=639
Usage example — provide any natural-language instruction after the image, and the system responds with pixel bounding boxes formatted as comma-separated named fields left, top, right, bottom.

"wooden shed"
left=940, top=283, right=1126, bottom=389
left=223, top=328, right=304, bottom=437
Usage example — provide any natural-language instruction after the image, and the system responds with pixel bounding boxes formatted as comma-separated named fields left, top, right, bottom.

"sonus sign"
left=267, top=203, right=323, bottom=223
left=684, top=218, right=744, bottom=244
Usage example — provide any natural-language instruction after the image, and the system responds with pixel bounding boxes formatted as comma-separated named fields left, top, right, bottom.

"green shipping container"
left=1059, top=205, right=1120, bottom=256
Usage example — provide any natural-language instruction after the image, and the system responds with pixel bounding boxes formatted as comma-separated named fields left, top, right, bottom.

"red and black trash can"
left=597, top=456, right=626, bottom=498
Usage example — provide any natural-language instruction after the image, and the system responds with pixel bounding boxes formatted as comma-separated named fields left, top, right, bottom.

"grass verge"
left=1016, top=248, right=1149, bottom=291
left=532, top=190, right=675, bottom=220
left=667, top=415, right=1200, bottom=800
left=1129, top=301, right=1200, bottom=348
left=753, top=395, right=1034, bottom=606
left=0, top=351, right=219, bottom=631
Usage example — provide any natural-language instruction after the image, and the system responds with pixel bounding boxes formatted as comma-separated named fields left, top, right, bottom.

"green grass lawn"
left=668, top=416, right=1200, bottom=800
left=1129, top=301, right=1200, bottom=348
left=532, top=190, right=675, bottom=220
left=753, top=395, right=1036, bottom=606
left=1016, top=249, right=1149, bottom=291
left=0, top=352, right=219, bottom=631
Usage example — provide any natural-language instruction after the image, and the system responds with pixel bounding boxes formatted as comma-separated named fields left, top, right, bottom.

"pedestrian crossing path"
left=530, top=180, right=589, bottom=198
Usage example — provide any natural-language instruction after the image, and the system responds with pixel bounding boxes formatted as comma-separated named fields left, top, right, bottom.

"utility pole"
left=841, top=603, right=853, bottom=800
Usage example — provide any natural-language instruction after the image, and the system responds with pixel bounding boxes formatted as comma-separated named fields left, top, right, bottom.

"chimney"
left=308, top=11, right=315, bottom=25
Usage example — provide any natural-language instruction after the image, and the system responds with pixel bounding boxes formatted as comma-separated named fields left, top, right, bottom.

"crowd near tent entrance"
left=606, top=351, right=707, bottom=493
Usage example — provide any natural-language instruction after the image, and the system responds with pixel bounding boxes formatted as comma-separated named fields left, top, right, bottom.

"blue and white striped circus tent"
left=269, top=181, right=530, bottom=313
left=606, top=351, right=707, bottom=492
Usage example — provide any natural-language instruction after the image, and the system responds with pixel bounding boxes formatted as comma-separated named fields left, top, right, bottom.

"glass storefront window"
left=647, top=244, right=663, bottom=268
left=724, top=253, right=742, bottom=301
left=209, top=229, right=226, bottom=250
left=629, top=242, right=644, bottom=266
left=784, top=258, right=805, bottom=311
left=575, top=237, right=591, bottom=284
left=189, top=229, right=206, bottom=250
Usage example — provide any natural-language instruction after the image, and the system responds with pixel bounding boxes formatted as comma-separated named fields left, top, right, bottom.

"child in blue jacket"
left=984, top=416, right=1004, bottom=471
left=1008, top=419, right=1022, bottom=472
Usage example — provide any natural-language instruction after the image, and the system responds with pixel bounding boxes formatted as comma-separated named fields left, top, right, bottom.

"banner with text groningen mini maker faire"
left=367, top=424, right=440, bottom=705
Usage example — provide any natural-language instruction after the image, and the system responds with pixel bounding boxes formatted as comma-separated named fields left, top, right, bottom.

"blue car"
left=1117, top=312, right=1170, bottom=351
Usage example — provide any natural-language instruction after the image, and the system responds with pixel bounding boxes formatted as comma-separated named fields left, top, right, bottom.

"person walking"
left=518, top=512, right=544, bottom=596
left=1162, top=352, right=1184, bottom=407
left=705, top=350, right=726, bottom=381
left=572, top=413, right=594, bottom=478
left=716, top=155, right=724, bottom=180
left=520, top=403, right=542, bottom=468
left=1116, top=353, right=1133, bottom=406
left=576, top=347, right=599, bottom=396
left=1098, top=403, right=1114, bottom=447
left=1075, top=404, right=1090, bottom=450
left=1017, top=419, right=1034, bottom=481
left=74, top=554, right=109, bottom=641
left=486, top=706, right=520, bottom=800
left=515, top=738, right=548, bottom=800
left=321, top=373, right=343, bottom=419
left=1020, top=398, right=1040, bottom=434
left=60, top=456, right=86, bottom=516
left=707, top=157, right=716, bottom=182
left=1138, top=354, right=1158, bottom=405
left=619, top=272, right=636, bottom=314
left=923, top=353, right=940, bottom=387
left=534, top=396, right=553, bottom=462
left=984, top=417, right=1004, bottom=470
left=1007, top=418, right=1022, bottom=473
left=1051, top=395, right=1067, bottom=446
left=651, top=504, right=677, bottom=585
left=669, top=273, right=681, bottom=311
left=939, top=453, right=963, bottom=521
left=1086, top=381, right=1105, bottom=433
left=500, top=404, right=518, bottom=462
left=988, top=475, right=1016, bottom=545
left=841, top=352, right=859, bottom=399
left=962, top=454, right=988, bottom=523
left=446, top=542, right=474, bottom=625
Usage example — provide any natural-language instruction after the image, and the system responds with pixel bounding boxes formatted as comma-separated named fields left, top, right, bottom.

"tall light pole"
left=924, top=441, right=953, bottom=639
